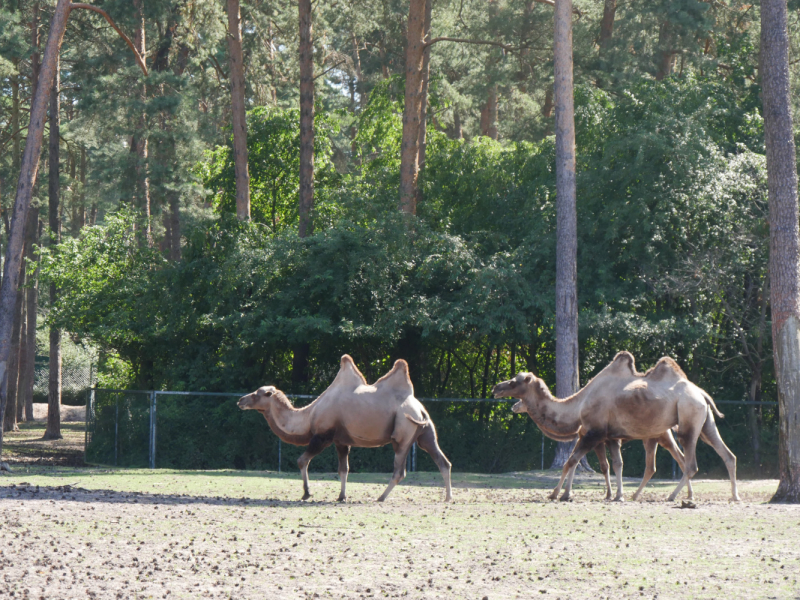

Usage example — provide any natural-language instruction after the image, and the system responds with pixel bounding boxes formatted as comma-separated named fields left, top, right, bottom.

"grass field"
left=0, top=465, right=797, bottom=600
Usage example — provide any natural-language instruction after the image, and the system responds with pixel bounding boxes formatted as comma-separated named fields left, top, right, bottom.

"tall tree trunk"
left=130, top=0, right=151, bottom=242
left=31, top=2, right=40, bottom=99
left=763, top=0, right=800, bottom=503
left=399, top=0, right=427, bottom=214
left=452, top=109, right=463, bottom=140
left=598, top=0, right=616, bottom=52
left=0, top=0, right=71, bottom=455
left=480, top=85, right=498, bottom=139
left=11, top=70, right=20, bottom=172
left=79, top=146, right=87, bottom=229
left=44, top=64, right=62, bottom=441
left=3, top=273, right=24, bottom=432
left=298, top=0, right=314, bottom=237
left=551, top=0, right=581, bottom=470
left=20, top=210, right=39, bottom=422
left=655, top=21, right=674, bottom=80
left=226, top=0, right=250, bottom=221
left=415, top=0, right=432, bottom=207
left=747, top=370, right=762, bottom=469
left=16, top=295, right=26, bottom=423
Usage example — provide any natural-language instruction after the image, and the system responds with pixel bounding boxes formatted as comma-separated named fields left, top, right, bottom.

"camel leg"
left=667, top=427, right=700, bottom=502
left=594, top=443, right=612, bottom=500
left=297, top=434, right=333, bottom=501
left=631, top=438, right=657, bottom=501
left=656, top=430, right=694, bottom=500
left=551, top=434, right=601, bottom=501
left=699, top=415, right=740, bottom=502
left=608, top=440, right=624, bottom=501
left=335, top=443, right=351, bottom=502
left=415, top=424, right=453, bottom=502
left=377, top=441, right=412, bottom=502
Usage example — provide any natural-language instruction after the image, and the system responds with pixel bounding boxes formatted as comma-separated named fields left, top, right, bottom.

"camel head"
left=492, top=372, right=551, bottom=414
left=238, top=386, right=284, bottom=411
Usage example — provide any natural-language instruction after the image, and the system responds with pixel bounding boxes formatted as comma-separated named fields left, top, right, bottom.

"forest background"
left=0, top=0, right=792, bottom=474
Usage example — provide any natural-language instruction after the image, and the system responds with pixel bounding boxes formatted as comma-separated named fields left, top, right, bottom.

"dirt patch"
left=3, top=421, right=85, bottom=467
left=0, top=469, right=794, bottom=600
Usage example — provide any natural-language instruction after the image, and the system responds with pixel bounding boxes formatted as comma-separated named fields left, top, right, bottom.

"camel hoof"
left=559, top=494, right=572, bottom=502
left=301, top=492, right=311, bottom=501
left=730, top=495, right=741, bottom=503
left=612, top=496, right=625, bottom=503
left=548, top=492, right=559, bottom=501
left=337, top=495, right=346, bottom=502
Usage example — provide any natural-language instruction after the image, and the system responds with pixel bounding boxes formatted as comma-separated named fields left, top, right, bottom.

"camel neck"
left=524, top=389, right=582, bottom=437
left=265, top=398, right=312, bottom=445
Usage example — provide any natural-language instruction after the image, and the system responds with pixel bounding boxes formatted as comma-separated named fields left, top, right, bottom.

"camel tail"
left=702, top=390, right=724, bottom=419
left=405, top=414, right=429, bottom=427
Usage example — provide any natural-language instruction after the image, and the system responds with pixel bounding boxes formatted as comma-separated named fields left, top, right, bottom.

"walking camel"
left=492, top=351, right=740, bottom=502
left=535, top=417, right=692, bottom=502
left=238, top=355, right=453, bottom=502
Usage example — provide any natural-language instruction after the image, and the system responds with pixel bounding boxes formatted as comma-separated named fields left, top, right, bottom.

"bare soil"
left=0, top=468, right=796, bottom=600
left=3, top=419, right=85, bottom=467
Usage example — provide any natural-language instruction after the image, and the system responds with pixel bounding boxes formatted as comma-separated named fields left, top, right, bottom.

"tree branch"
left=314, top=59, right=348, bottom=80
left=69, top=3, right=148, bottom=76
left=424, top=37, right=518, bottom=52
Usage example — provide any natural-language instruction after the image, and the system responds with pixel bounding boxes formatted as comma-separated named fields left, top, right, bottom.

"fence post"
left=278, top=439, right=282, bottom=473
left=149, top=391, right=157, bottom=470
left=412, top=442, right=417, bottom=472
left=84, top=388, right=94, bottom=461
left=541, top=435, right=545, bottom=471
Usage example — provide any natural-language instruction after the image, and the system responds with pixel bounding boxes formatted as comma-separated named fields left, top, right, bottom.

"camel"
left=534, top=416, right=693, bottom=502
left=492, top=351, right=740, bottom=502
left=238, top=355, right=452, bottom=502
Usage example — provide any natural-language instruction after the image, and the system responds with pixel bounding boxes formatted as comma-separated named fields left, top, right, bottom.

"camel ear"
left=265, top=390, right=273, bottom=397
left=524, top=374, right=533, bottom=383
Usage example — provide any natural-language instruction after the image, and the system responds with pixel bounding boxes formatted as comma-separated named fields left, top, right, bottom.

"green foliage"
left=197, top=106, right=340, bottom=230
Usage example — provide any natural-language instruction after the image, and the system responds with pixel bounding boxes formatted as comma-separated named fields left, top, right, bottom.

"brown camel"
left=535, top=417, right=693, bottom=502
left=238, top=355, right=453, bottom=502
left=492, top=351, right=740, bottom=502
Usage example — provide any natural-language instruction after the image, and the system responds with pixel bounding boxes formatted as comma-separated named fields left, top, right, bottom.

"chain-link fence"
left=34, top=356, right=96, bottom=406
left=84, top=389, right=780, bottom=478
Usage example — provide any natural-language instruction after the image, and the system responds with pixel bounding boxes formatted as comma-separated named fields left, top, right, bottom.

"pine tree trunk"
left=655, top=21, right=674, bottom=80
left=551, top=0, right=581, bottom=470
left=298, top=0, right=315, bottom=237
left=226, top=0, right=250, bottom=221
left=599, top=0, right=616, bottom=52
left=762, top=0, right=800, bottom=503
left=3, top=275, right=24, bottom=432
left=747, top=372, right=762, bottom=469
left=16, top=297, right=26, bottom=423
left=11, top=71, right=20, bottom=172
left=415, top=0, right=432, bottom=207
left=44, top=66, right=62, bottom=441
left=0, top=0, right=71, bottom=455
left=452, top=109, right=463, bottom=140
left=480, top=86, right=498, bottom=140
left=21, top=211, right=39, bottom=422
left=399, top=0, right=427, bottom=214
left=130, top=0, right=151, bottom=242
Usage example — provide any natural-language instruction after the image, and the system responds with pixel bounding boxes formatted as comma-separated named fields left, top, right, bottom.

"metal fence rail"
left=85, top=388, right=779, bottom=478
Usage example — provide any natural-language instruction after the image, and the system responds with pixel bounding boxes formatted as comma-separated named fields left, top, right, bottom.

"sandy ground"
left=31, top=402, right=86, bottom=422
left=0, top=469, right=796, bottom=600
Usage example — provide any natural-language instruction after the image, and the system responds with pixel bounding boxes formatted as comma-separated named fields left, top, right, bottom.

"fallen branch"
left=69, top=3, right=148, bottom=76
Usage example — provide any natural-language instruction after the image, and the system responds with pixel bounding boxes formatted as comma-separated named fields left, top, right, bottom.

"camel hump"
left=333, top=354, right=368, bottom=387
left=610, top=351, right=637, bottom=374
left=374, top=359, right=415, bottom=397
left=648, top=357, right=686, bottom=381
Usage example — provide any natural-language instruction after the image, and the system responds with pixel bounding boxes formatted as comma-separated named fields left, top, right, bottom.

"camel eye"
left=509, top=380, right=517, bottom=387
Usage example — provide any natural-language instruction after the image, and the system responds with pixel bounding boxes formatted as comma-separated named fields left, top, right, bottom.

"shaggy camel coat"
left=493, top=351, right=740, bottom=502
left=238, top=355, right=452, bottom=502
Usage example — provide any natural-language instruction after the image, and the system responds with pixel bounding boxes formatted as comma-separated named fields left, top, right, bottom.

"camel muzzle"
left=237, top=395, right=252, bottom=410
